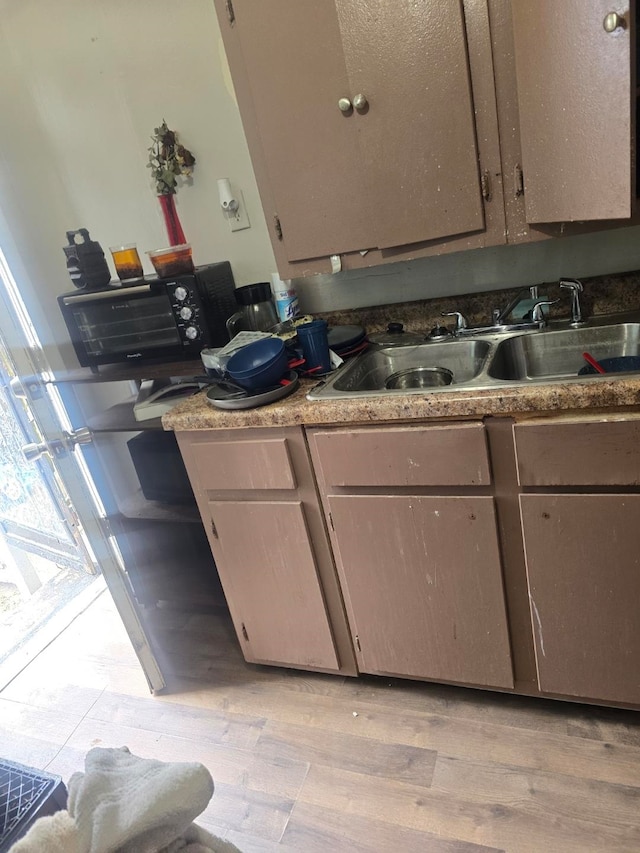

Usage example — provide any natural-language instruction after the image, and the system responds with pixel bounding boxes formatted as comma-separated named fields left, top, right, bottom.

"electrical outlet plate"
left=226, top=191, right=251, bottom=232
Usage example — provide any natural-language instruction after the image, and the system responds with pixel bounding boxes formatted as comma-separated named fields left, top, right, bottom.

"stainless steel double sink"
left=307, top=317, right=640, bottom=400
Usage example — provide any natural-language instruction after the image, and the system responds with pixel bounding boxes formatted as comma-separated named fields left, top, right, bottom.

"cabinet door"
left=511, top=0, right=632, bottom=222
left=328, top=495, right=513, bottom=688
left=521, top=495, right=640, bottom=704
left=228, top=0, right=374, bottom=261
left=337, top=0, right=485, bottom=248
left=208, top=500, right=339, bottom=670
left=223, top=0, right=485, bottom=262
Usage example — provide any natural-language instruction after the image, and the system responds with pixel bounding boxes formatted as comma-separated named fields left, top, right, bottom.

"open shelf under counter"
left=87, top=397, right=163, bottom=432
left=24, top=358, right=205, bottom=386
left=108, top=511, right=222, bottom=608
left=114, top=489, right=202, bottom=523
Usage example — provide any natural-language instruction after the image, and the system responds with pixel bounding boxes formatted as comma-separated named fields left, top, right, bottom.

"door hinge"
left=241, top=622, right=249, bottom=641
left=328, top=511, right=334, bottom=531
left=274, top=214, right=283, bottom=241
left=480, top=169, right=492, bottom=202
left=225, top=0, right=235, bottom=24
left=98, top=516, right=113, bottom=538
left=514, top=164, right=525, bottom=197
left=210, top=519, right=218, bottom=539
left=355, top=634, right=361, bottom=652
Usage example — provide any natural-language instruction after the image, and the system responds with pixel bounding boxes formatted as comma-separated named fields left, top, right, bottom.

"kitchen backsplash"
left=316, top=270, right=640, bottom=335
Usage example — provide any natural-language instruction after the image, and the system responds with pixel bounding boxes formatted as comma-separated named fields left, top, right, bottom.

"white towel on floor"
left=67, top=746, right=214, bottom=852
left=9, top=810, right=81, bottom=853
left=9, top=816, right=242, bottom=853
left=10, top=747, right=243, bottom=853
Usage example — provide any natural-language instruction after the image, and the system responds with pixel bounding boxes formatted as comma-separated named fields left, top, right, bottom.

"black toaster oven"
left=58, top=262, right=236, bottom=368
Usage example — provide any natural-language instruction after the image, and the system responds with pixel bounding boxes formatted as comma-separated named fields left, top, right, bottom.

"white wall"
left=0, top=0, right=276, bottom=367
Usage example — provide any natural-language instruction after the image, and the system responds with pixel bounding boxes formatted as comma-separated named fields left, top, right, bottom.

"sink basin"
left=331, top=340, right=491, bottom=392
left=307, top=317, right=640, bottom=401
left=488, top=323, right=640, bottom=381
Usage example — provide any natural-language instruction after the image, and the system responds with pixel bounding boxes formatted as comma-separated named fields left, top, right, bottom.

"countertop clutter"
left=162, top=371, right=640, bottom=431
left=163, top=272, right=640, bottom=431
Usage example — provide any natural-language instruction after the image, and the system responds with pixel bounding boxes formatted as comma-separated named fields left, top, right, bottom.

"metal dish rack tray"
left=0, top=758, right=66, bottom=851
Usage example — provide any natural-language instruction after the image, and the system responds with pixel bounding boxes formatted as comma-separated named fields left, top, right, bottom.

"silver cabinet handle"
left=603, top=11, right=626, bottom=32
left=353, top=93, right=368, bottom=110
left=338, top=97, right=352, bottom=113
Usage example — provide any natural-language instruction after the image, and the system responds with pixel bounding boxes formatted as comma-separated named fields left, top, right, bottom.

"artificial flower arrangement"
left=147, top=121, right=196, bottom=245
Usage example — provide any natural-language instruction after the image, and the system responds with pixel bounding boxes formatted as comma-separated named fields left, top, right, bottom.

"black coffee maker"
left=63, top=229, right=111, bottom=290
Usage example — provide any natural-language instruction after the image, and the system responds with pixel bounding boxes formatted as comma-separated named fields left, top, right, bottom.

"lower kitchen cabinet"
left=309, top=421, right=514, bottom=689
left=176, top=427, right=356, bottom=675
left=168, top=412, right=640, bottom=710
left=521, top=493, right=640, bottom=706
left=206, top=500, right=338, bottom=669
left=328, top=494, right=513, bottom=687
left=514, top=415, right=640, bottom=706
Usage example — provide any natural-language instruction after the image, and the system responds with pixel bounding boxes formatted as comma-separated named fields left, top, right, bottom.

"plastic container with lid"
left=225, top=282, right=278, bottom=337
left=147, top=244, right=194, bottom=278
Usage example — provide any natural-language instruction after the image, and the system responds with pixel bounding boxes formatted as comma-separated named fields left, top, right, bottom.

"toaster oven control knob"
left=179, top=306, right=193, bottom=320
left=174, top=286, right=188, bottom=301
left=185, top=326, right=198, bottom=340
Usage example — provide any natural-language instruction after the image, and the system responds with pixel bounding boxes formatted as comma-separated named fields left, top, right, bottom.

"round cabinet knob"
left=338, top=97, right=352, bottom=113
left=603, top=11, right=626, bottom=31
left=185, top=326, right=198, bottom=340
left=353, top=93, right=368, bottom=110
left=174, top=286, right=188, bottom=301
left=179, top=306, right=193, bottom=320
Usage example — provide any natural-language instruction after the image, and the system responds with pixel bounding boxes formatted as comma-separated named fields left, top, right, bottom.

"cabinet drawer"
left=514, top=419, right=640, bottom=486
left=186, top=438, right=296, bottom=491
left=311, top=422, right=490, bottom=487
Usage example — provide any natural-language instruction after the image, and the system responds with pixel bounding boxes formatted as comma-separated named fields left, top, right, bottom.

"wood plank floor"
left=2, top=590, right=640, bottom=851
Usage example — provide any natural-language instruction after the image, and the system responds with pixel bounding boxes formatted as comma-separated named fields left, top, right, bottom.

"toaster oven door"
left=69, top=292, right=181, bottom=363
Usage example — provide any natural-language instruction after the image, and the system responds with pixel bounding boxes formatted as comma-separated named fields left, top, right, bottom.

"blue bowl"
left=578, top=356, right=640, bottom=375
left=227, top=339, right=288, bottom=390
left=226, top=338, right=284, bottom=376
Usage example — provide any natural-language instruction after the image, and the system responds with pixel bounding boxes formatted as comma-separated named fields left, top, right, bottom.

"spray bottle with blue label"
left=270, top=273, right=300, bottom=323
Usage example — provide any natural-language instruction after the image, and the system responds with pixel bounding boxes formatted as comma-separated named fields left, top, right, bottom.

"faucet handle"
left=531, top=299, right=559, bottom=325
left=559, top=277, right=584, bottom=293
left=559, top=277, right=585, bottom=326
left=441, top=311, right=468, bottom=332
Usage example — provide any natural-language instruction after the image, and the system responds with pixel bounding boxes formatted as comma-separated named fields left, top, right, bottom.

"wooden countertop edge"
left=161, top=374, right=640, bottom=432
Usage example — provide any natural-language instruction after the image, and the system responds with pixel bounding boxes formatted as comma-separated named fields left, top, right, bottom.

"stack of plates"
left=327, top=325, right=368, bottom=359
left=205, top=370, right=299, bottom=410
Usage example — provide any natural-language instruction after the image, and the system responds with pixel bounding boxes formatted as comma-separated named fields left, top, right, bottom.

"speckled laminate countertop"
left=162, top=373, right=640, bottom=432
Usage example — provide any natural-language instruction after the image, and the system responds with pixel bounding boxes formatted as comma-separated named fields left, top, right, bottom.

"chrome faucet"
left=492, top=285, right=539, bottom=326
left=559, top=278, right=585, bottom=327
left=531, top=299, right=559, bottom=327
left=441, top=311, right=468, bottom=333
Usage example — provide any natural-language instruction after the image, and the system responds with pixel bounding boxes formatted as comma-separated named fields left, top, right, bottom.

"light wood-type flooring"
left=2, top=590, right=640, bottom=852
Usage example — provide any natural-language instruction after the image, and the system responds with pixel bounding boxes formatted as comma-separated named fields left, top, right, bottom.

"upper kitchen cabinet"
left=215, top=0, right=506, bottom=277
left=495, top=0, right=637, bottom=240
